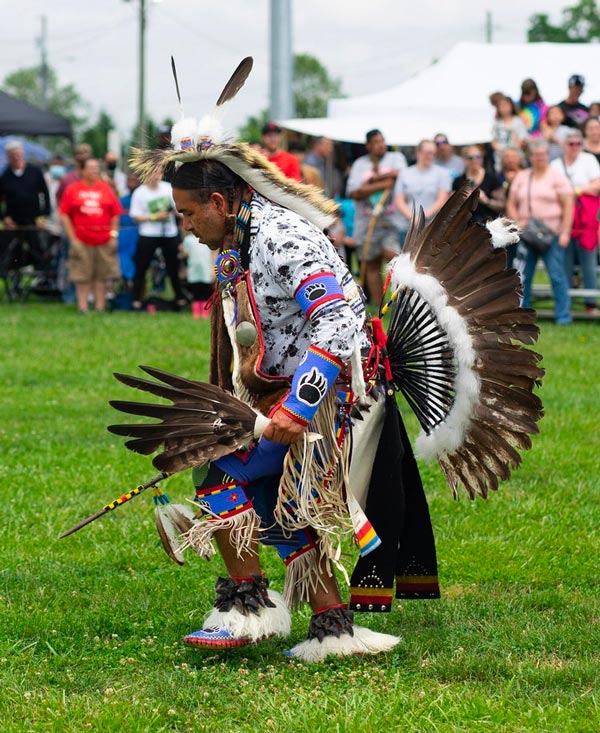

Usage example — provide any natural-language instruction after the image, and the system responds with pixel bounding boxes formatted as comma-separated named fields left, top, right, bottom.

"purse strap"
left=527, top=170, right=535, bottom=218
left=560, top=157, right=577, bottom=193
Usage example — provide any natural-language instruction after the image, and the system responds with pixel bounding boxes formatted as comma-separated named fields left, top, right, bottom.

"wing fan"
left=108, top=366, right=269, bottom=474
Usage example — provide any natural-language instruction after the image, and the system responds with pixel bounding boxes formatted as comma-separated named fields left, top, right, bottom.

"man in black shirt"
left=558, top=74, right=590, bottom=129
left=0, top=140, right=51, bottom=274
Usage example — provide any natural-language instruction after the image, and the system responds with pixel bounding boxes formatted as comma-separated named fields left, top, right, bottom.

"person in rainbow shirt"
left=518, top=78, right=548, bottom=139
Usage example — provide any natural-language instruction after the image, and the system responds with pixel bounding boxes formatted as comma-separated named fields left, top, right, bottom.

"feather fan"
left=385, top=183, right=544, bottom=498
left=107, top=366, right=269, bottom=475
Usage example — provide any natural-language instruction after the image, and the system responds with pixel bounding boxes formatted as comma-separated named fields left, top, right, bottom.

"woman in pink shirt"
left=506, top=140, right=574, bottom=324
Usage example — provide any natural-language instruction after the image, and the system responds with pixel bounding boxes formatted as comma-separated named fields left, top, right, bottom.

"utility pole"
left=138, top=0, right=147, bottom=144
left=270, top=0, right=295, bottom=120
left=486, top=11, right=493, bottom=43
left=123, top=0, right=147, bottom=143
left=38, top=15, right=49, bottom=109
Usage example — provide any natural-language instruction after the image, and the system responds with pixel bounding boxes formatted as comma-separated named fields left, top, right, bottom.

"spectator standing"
left=43, top=155, right=66, bottom=287
left=56, top=143, right=92, bottom=202
left=54, top=143, right=93, bottom=302
left=452, top=145, right=503, bottom=223
left=498, top=148, right=526, bottom=268
left=103, top=151, right=128, bottom=197
left=558, top=74, right=589, bottom=129
left=288, top=141, right=325, bottom=189
left=118, top=172, right=141, bottom=290
left=346, top=128, right=406, bottom=306
left=582, top=116, right=600, bottom=164
left=260, top=122, right=302, bottom=181
left=588, top=102, right=600, bottom=118
left=498, top=148, right=524, bottom=191
left=181, top=233, right=215, bottom=318
left=393, top=139, right=452, bottom=245
left=59, top=158, right=122, bottom=313
left=551, top=129, right=600, bottom=315
left=518, top=78, right=547, bottom=139
left=304, top=136, right=333, bottom=193
left=0, top=140, right=50, bottom=272
left=433, top=133, right=464, bottom=180
left=541, top=106, right=572, bottom=162
left=44, top=155, right=66, bottom=236
left=506, top=141, right=573, bottom=325
left=128, top=171, right=186, bottom=311
left=491, top=96, right=529, bottom=171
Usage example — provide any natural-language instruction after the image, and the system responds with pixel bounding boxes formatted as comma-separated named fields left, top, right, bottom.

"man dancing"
left=115, top=58, right=542, bottom=662
left=163, top=151, right=411, bottom=660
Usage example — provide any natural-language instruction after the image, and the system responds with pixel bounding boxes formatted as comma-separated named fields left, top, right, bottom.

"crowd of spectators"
left=1, top=73, right=598, bottom=320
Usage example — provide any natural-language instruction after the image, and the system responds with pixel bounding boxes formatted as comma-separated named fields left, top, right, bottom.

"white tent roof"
left=279, top=42, right=600, bottom=146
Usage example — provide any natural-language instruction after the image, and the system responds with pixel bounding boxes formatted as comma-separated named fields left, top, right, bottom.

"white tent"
left=279, top=41, right=600, bottom=146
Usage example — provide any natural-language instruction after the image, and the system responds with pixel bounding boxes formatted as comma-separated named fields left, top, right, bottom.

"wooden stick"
left=359, top=188, right=391, bottom=288
left=59, top=473, right=168, bottom=539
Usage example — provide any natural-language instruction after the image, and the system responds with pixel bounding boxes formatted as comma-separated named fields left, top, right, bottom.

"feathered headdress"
left=130, top=57, right=338, bottom=230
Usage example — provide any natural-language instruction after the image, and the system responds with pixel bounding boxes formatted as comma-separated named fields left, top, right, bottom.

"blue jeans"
left=564, top=239, right=598, bottom=308
left=521, top=235, right=571, bottom=324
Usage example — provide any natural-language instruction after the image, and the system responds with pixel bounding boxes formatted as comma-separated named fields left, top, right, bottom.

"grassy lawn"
left=0, top=300, right=598, bottom=732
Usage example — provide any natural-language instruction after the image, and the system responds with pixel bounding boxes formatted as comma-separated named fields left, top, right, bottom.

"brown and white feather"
left=386, top=182, right=543, bottom=498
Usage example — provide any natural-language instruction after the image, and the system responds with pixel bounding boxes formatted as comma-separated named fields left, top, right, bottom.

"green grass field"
left=1, top=302, right=598, bottom=733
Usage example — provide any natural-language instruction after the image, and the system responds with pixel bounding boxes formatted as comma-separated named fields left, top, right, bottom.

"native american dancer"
left=66, top=58, right=544, bottom=662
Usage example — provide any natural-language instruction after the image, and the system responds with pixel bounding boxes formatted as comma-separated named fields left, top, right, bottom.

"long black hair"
left=172, top=159, right=246, bottom=208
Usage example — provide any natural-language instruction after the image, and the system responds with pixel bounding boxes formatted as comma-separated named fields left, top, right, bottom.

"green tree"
left=293, top=53, right=344, bottom=118
left=238, top=110, right=270, bottom=144
left=238, top=54, right=344, bottom=140
left=129, top=117, right=175, bottom=151
left=81, top=110, right=116, bottom=157
left=1, top=64, right=89, bottom=134
left=528, top=0, right=600, bottom=42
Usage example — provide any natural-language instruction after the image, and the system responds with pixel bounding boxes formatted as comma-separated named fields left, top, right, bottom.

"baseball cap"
left=261, top=122, right=282, bottom=134
left=569, top=74, right=585, bottom=87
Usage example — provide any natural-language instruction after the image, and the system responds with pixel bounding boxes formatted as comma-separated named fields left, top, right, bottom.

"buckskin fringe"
left=283, top=546, right=331, bottom=610
left=274, top=390, right=351, bottom=537
left=179, top=507, right=261, bottom=560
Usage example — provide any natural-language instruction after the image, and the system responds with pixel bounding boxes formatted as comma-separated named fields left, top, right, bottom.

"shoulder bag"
left=519, top=172, right=555, bottom=253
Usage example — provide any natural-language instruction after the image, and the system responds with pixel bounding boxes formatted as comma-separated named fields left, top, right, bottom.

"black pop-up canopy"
left=0, top=90, right=72, bottom=137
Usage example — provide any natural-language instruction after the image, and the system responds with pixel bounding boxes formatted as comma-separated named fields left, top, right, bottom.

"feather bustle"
left=387, top=181, right=543, bottom=498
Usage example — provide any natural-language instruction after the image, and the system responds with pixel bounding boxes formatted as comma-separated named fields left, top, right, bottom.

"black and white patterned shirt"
left=247, top=194, right=367, bottom=377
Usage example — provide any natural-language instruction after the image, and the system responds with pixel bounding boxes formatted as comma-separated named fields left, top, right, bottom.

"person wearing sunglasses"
left=551, top=129, right=600, bottom=314
left=452, top=145, right=503, bottom=224
left=433, top=133, right=464, bottom=180
left=518, top=78, right=548, bottom=140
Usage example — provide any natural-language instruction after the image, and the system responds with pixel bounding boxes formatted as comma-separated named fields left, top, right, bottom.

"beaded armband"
left=294, top=271, right=346, bottom=318
left=280, top=345, right=343, bottom=425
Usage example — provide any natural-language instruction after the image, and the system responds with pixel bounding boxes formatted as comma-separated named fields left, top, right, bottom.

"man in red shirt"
left=261, top=122, right=302, bottom=181
left=59, top=158, right=122, bottom=313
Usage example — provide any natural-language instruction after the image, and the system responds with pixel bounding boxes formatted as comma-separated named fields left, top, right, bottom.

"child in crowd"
left=491, top=96, right=529, bottom=171
left=181, top=234, right=215, bottom=319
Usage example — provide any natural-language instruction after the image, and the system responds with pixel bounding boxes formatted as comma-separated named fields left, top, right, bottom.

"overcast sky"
left=0, top=0, right=572, bottom=140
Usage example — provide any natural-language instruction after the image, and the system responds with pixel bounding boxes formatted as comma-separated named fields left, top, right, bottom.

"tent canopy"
left=279, top=42, right=600, bottom=146
left=0, top=136, right=52, bottom=166
left=0, top=90, right=72, bottom=137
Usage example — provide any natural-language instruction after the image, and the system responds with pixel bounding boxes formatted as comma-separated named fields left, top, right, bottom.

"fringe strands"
left=179, top=506, right=261, bottom=560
